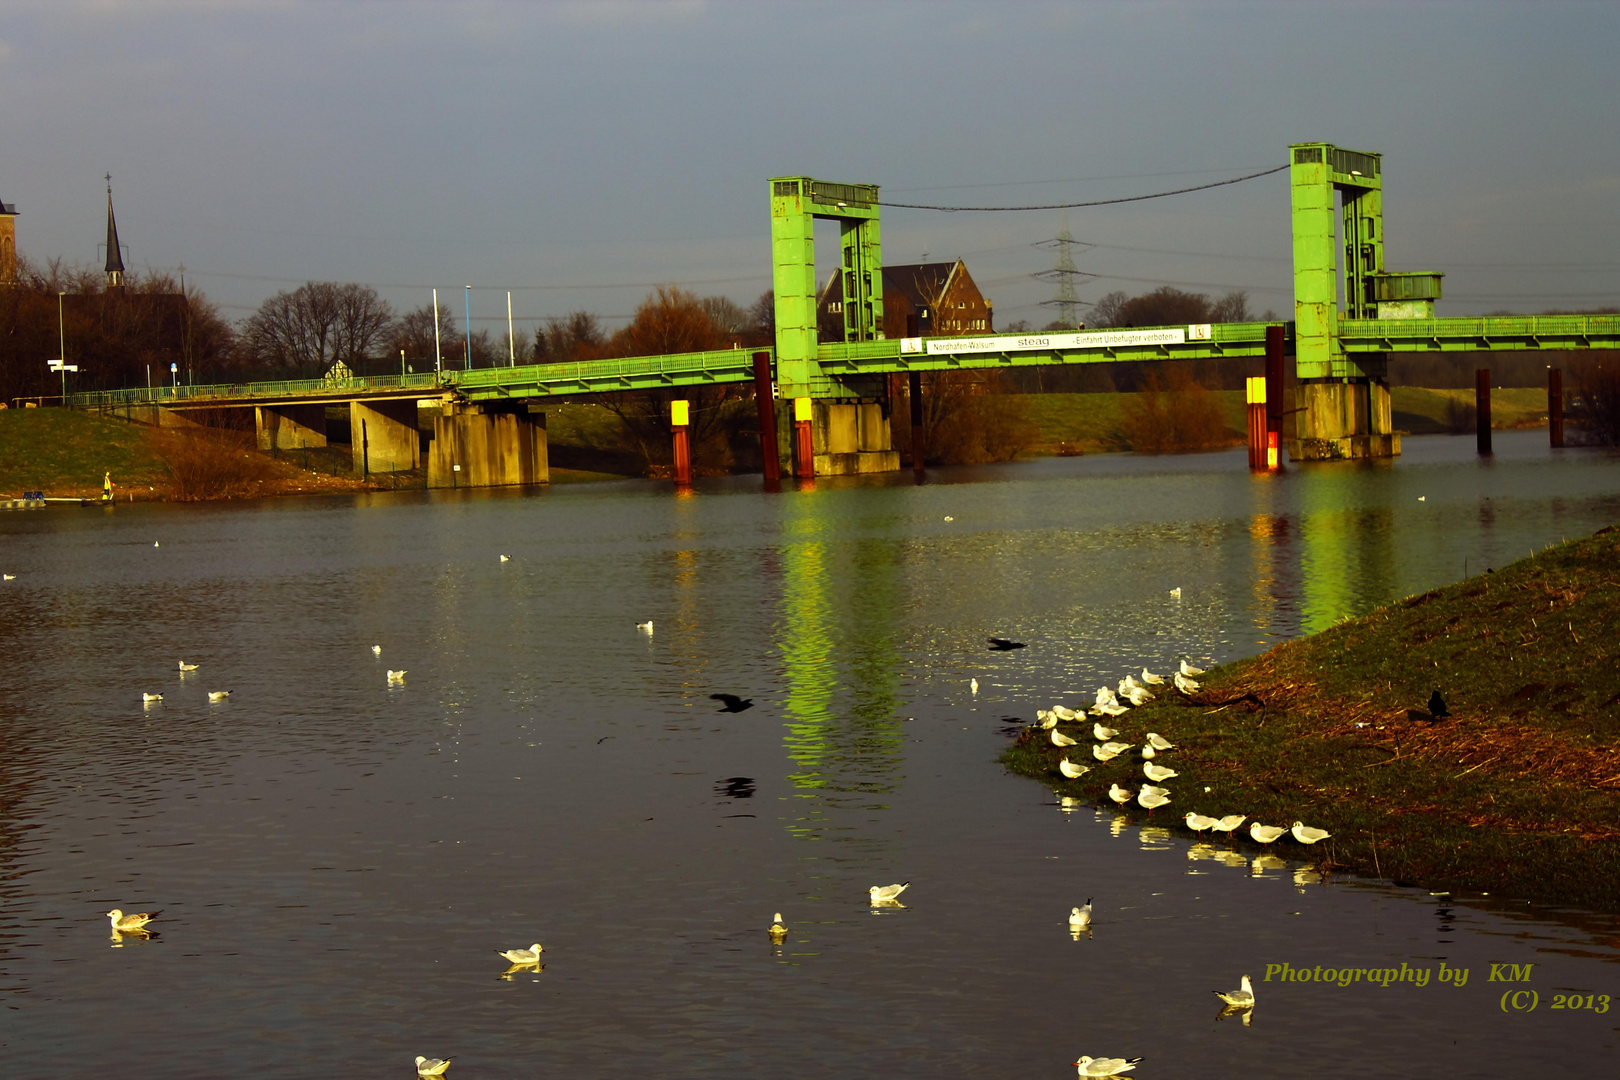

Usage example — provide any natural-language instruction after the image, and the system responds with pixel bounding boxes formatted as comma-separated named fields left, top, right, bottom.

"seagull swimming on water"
left=142, top=692, right=163, bottom=703
left=415, top=1056, right=452, bottom=1077
left=869, top=882, right=910, bottom=904
left=710, top=694, right=754, bottom=713
left=178, top=660, right=198, bottom=672
left=371, top=644, right=382, bottom=656
left=1074, top=1055, right=1142, bottom=1077
left=207, top=691, right=230, bottom=702
left=1214, top=974, right=1255, bottom=1009
left=637, top=620, right=654, bottom=632
left=769, top=913, right=787, bottom=942
left=496, top=943, right=544, bottom=964
left=499, top=554, right=510, bottom=562
left=387, top=670, right=407, bottom=684
left=1070, top=900, right=1092, bottom=930
left=107, top=908, right=161, bottom=932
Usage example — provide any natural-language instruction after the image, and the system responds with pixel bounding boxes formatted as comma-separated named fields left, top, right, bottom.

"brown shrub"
left=152, top=425, right=281, bottom=500
left=895, top=371, right=1039, bottom=465
left=1116, top=367, right=1232, bottom=453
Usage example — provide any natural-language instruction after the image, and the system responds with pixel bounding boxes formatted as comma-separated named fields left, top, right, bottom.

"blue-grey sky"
left=3, top=0, right=1616, bottom=338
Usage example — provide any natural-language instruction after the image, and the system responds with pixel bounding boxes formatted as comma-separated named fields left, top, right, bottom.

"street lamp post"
left=52, top=292, right=78, bottom=402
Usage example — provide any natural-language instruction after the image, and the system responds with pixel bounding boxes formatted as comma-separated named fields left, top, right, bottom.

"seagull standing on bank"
left=1143, top=763, right=1179, bottom=783
left=1145, top=733, right=1175, bottom=752
left=1173, top=672, right=1200, bottom=695
left=1093, top=722, right=1117, bottom=741
left=1059, top=756, right=1089, bottom=779
left=1184, top=812, right=1218, bottom=836
left=1250, top=822, right=1286, bottom=844
left=1108, top=783, right=1133, bottom=806
left=1141, top=668, right=1165, bottom=686
left=1180, top=660, right=1206, bottom=677
left=1211, top=814, right=1247, bottom=836
left=1137, top=784, right=1171, bottom=812
left=1053, top=705, right=1078, bottom=722
left=1051, top=729, right=1078, bottom=748
left=1292, top=821, right=1332, bottom=844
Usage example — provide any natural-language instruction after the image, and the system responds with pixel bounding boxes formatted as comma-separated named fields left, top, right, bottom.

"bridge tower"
left=1288, top=143, right=1442, bottom=459
left=769, top=177, right=898, bottom=475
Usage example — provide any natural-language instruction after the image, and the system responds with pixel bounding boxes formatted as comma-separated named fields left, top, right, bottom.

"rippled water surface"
left=3, top=431, right=1618, bottom=1077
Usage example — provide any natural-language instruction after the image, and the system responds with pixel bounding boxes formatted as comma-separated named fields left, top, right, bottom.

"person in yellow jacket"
left=102, top=472, right=114, bottom=502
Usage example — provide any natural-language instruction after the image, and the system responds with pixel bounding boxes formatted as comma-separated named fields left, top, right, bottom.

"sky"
left=2, top=0, right=1617, bottom=341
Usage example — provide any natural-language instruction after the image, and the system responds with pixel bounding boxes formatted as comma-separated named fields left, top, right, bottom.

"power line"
left=886, top=165, right=1278, bottom=195
left=878, top=165, right=1288, bottom=212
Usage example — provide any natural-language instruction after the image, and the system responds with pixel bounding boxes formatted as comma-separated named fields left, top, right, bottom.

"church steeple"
left=104, top=174, right=125, bottom=290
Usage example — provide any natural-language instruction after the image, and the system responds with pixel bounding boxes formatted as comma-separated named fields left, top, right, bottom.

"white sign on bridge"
left=902, top=325, right=1211, bottom=356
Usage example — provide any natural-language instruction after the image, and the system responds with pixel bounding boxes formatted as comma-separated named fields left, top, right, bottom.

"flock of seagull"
left=1038, top=660, right=1332, bottom=853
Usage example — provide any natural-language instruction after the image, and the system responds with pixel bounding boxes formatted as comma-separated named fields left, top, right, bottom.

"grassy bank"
left=1002, top=526, right=1620, bottom=909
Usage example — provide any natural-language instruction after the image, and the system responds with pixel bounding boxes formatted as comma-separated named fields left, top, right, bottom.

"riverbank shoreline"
left=1001, top=525, right=1620, bottom=910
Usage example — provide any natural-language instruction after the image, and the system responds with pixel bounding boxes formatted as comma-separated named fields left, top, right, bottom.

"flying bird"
left=1292, top=821, right=1332, bottom=844
left=710, top=694, right=754, bottom=713
left=1214, top=974, right=1256, bottom=1009
left=107, top=908, right=161, bottom=932
left=415, top=1057, right=452, bottom=1078
left=987, top=638, right=1026, bottom=651
left=496, top=943, right=544, bottom=964
left=1428, top=689, right=1450, bottom=719
left=869, top=882, right=910, bottom=904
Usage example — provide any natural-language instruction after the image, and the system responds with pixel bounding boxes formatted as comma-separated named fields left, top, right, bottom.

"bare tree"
left=390, top=304, right=456, bottom=372
left=699, top=296, right=750, bottom=338
left=534, top=311, right=605, bottom=364
left=241, top=282, right=394, bottom=378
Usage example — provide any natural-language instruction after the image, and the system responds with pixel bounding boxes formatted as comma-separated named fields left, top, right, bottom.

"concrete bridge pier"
left=255, top=404, right=327, bottom=450
left=1289, top=379, right=1400, bottom=461
left=429, top=402, right=549, bottom=488
left=350, top=399, right=421, bottom=474
left=802, top=398, right=899, bottom=476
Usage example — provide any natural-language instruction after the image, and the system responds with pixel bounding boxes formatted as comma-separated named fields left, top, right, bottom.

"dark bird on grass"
left=1428, top=689, right=1450, bottom=719
left=711, top=694, right=755, bottom=713
left=987, top=638, right=1027, bottom=651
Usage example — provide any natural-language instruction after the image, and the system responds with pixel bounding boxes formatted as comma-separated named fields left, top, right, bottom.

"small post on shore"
left=1548, top=367, right=1564, bottom=448
left=752, top=351, right=779, bottom=483
left=791, top=397, right=815, bottom=479
left=671, top=399, right=691, bottom=486
left=906, top=313, right=925, bottom=478
left=1476, top=368, right=1492, bottom=456
left=1246, top=376, right=1267, bottom=470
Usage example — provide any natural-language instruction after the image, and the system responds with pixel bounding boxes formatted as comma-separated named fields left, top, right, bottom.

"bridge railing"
left=1340, top=314, right=1620, bottom=351
left=68, top=371, right=451, bottom=410
left=453, top=348, right=765, bottom=400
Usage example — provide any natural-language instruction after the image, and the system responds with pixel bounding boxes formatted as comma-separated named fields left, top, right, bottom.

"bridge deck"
left=64, top=314, right=1618, bottom=412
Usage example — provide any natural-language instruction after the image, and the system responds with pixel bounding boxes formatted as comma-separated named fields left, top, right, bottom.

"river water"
left=2, top=429, right=1617, bottom=1077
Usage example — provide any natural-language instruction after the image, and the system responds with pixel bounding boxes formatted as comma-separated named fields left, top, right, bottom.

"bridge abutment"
left=1289, top=379, right=1400, bottom=461
left=255, top=404, right=327, bottom=450
left=428, top=403, right=549, bottom=488
left=350, top=400, right=421, bottom=474
left=802, top=399, right=899, bottom=476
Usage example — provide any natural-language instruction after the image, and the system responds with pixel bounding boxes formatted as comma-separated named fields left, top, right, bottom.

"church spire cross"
left=104, top=173, right=125, bottom=289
